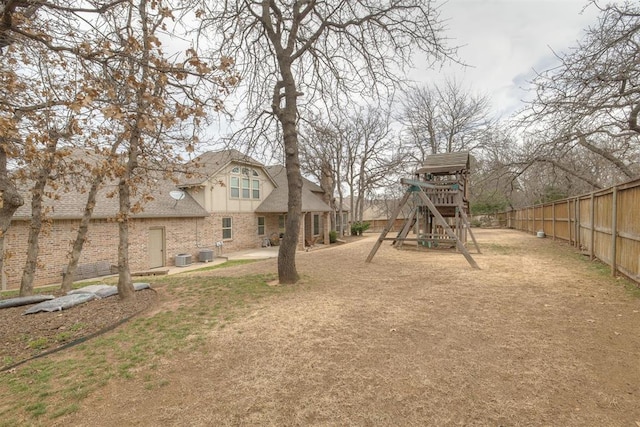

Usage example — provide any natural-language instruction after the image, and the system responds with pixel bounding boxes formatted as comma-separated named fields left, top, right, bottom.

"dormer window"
left=230, top=165, right=260, bottom=199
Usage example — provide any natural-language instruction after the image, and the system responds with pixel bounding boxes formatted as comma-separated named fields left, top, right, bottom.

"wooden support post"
left=576, top=197, right=580, bottom=249
left=456, top=193, right=481, bottom=254
left=415, top=191, right=479, bottom=269
left=567, top=200, right=571, bottom=245
left=532, top=206, right=536, bottom=234
left=366, top=190, right=412, bottom=263
left=552, top=202, right=556, bottom=240
left=590, top=193, right=595, bottom=261
left=611, top=187, right=618, bottom=277
left=394, top=207, right=417, bottom=249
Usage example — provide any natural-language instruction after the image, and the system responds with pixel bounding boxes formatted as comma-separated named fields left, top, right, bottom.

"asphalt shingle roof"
left=256, top=165, right=332, bottom=213
left=179, top=149, right=265, bottom=187
left=13, top=177, right=209, bottom=221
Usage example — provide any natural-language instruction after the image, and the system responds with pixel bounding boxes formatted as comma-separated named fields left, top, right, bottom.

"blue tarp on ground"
left=0, top=295, right=56, bottom=310
left=21, top=282, right=152, bottom=315
left=24, top=293, right=97, bottom=315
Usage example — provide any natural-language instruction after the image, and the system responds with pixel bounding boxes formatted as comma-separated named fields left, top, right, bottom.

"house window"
left=230, top=176, right=240, bottom=198
left=230, top=166, right=260, bottom=199
left=242, top=177, right=250, bottom=198
left=257, top=216, right=265, bottom=235
left=278, top=214, right=286, bottom=234
left=313, top=214, right=320, bottom=235
left=222, top=217, right=232, bottom=240
left=252, top=179, right=260, bottom=199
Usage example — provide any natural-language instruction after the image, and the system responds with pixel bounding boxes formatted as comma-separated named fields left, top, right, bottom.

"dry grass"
left=29, top=230, right=640, bottom=425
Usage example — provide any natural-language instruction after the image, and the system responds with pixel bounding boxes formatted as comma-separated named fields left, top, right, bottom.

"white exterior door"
left=148, top=228, right=165, bottom=268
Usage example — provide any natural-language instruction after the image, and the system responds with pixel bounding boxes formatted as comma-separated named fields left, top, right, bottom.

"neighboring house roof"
left=13, top=178, right=209, bottom=221
left=256, top=165, right=332, bottom=213
left=362, top=199, right=411, bottom=221
left=179, top=149, right=267, bottom=187
left=416, top=151, right=470, bottom=175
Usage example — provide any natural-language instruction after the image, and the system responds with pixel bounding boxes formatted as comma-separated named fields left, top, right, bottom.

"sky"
left=409, top=0, right=603, bottom=119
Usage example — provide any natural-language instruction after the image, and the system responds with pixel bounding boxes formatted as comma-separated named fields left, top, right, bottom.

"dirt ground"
left=0, top=289, right=156, bottom=370
left=37, top=230, right=640, bottom=425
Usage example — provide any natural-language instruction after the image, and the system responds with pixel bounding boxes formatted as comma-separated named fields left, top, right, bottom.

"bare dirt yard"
left=8, top=229, right=640, bottom=425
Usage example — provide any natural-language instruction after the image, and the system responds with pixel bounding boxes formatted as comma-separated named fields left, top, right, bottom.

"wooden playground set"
left=366, top=151, right=481, bottom=269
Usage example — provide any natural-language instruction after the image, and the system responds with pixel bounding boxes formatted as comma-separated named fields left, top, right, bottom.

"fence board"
left=497, top=178, right=640, bottom=286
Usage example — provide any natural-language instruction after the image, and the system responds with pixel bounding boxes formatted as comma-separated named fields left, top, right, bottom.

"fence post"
left=575, top=197, right=580, bottom=249
left=611, top=186, right=618, bottom=277
left=567, top=199, right=571, bottom=245
left=590, top=193, right=595, bottom=261
left=552, top=202, right=556, bottom=240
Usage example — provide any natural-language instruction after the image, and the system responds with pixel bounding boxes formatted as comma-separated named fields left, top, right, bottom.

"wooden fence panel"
left=616, top=184, right=640, bottom=281
left=498, top=178, right=640, bottom=286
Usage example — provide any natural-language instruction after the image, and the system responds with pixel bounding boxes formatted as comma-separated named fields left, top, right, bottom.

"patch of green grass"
left=184, top=259, right=258, bottom=273
left=50, top=403, right=79, bottom=419
left=0, top=272, right=290, bottom=422
left=571, top=251, right=640, bottom=299
left=55, top=331, right=74, bottom=343
left=70, top=322, right=86, bottom=332
left=28, top=337, right=49, bottom=351
left=25, top=402, right=46, bottom=418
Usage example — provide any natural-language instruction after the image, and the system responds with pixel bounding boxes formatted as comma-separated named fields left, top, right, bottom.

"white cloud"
left=409, top=0, right=602, bottom=118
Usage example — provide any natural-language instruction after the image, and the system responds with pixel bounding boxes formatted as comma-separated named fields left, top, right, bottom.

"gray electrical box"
left=198, top=249, right=214, bottom=262
left=175, top=253, right=192, bottom=267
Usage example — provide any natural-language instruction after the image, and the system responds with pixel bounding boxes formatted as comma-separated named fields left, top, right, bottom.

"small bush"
left=350, top=221, right=370, bottom=236
left=329, top=230, right=337, bottom=243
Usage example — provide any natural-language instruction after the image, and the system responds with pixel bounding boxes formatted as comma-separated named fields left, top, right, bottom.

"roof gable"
left=255, top=165, right=332, bottom=213
left=179, top=149, right=266, bottom=186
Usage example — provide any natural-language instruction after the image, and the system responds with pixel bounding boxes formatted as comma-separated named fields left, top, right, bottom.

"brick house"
left=1, top=149, right=332, bottom=290
left=178, top=150, right=332, bottom=253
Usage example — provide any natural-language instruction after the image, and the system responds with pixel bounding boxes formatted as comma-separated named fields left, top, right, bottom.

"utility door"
left=148, top=228, right=165, bottom=268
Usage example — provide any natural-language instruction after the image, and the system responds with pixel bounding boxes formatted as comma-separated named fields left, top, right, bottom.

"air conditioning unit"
left=175, top=253, right=192, bottom=267
left=199, top=249, right=214, bottom=262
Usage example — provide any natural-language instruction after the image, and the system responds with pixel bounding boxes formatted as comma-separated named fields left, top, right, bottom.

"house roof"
left=13, top=177, right=209, bottom=221
left=416, top=151, right=470, bottom=175
left=256, top=165, right=332, bottom=213
left=179, top=149, right=266, bottom=187
left=362, top=199, right=411, bottom=221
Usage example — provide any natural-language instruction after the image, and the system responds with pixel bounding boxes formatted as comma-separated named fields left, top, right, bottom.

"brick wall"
left=3, top=211, right=326, bottom=290
left=207, top=212, right=274, bottom=255
left=3, top=217, right=208, bottom=290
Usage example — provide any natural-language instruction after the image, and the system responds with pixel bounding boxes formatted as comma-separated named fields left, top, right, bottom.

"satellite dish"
left=169, top=190, right=186, bottom=201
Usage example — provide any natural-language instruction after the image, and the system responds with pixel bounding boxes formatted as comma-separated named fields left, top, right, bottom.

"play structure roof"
left=416, top=151, right=470, bottom=175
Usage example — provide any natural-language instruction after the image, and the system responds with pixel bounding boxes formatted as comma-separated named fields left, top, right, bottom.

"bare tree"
left=1, top=0, right=234, bottom=295
left=343, top=105, right=404, bottom=222
left=523, top=0, right=640, bottom=184
left=299, top=113, right=340, bottom=229
left=198, top=0, right=453, bottom=284
left=400, top=79, right=494, bottom=164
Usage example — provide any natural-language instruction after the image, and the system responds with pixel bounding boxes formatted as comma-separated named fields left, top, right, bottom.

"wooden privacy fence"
left=495, top=178, right=640, bottom=285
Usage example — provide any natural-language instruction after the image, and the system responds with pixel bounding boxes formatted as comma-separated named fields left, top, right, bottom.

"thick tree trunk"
left=277, top=100, right=302, bottom=284
left=18, top=174, right=45, bottom=296
left=0, top=145, right=24, bottom=290
left=19, top=142, right=57, bottom=296
left=117, top=175, right=135, bottom=299
left=61, top=176, right=103, bottom=292
left=275, top=55, right=303, bottom=284
left=0, top=142, right=23, bottom=291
